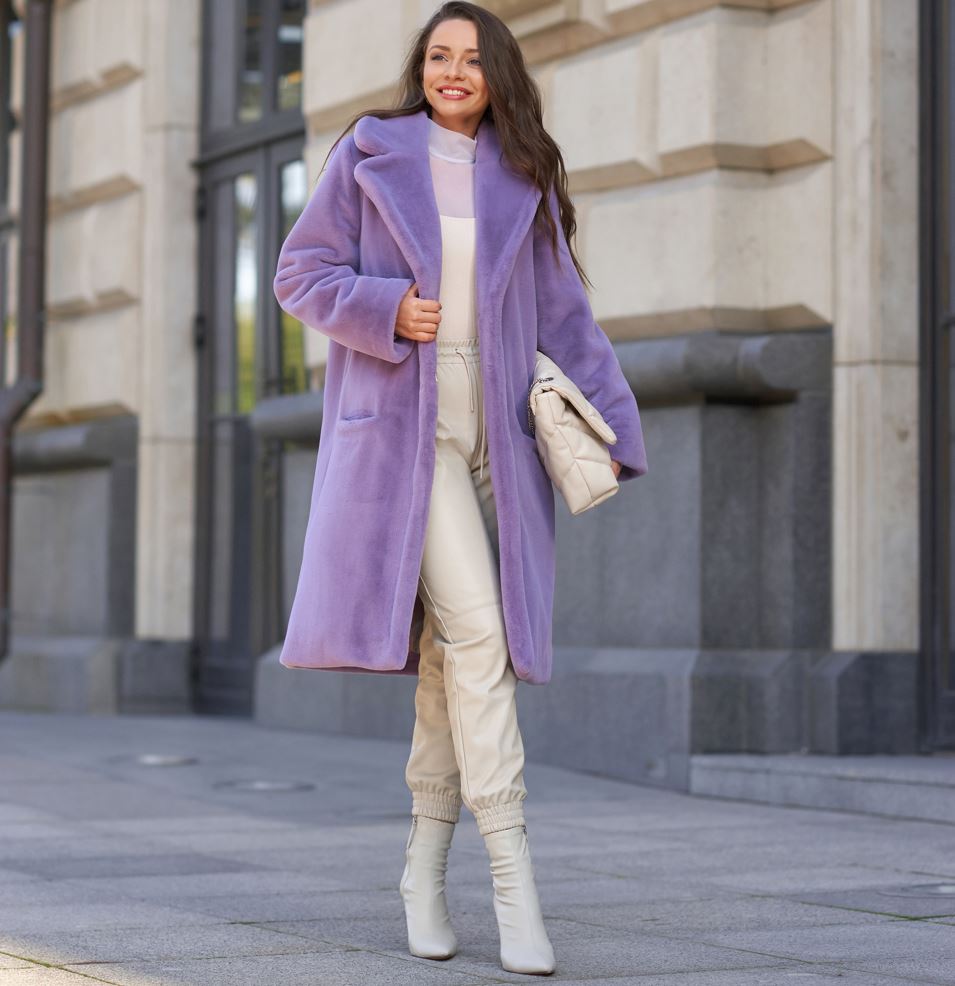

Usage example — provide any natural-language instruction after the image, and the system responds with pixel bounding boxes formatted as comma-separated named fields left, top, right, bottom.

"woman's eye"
left=429, top=54, right=481, bottom=66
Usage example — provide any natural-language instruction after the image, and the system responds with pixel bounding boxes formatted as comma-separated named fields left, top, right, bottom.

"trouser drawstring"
left=453, top=349, right=486, bottom=480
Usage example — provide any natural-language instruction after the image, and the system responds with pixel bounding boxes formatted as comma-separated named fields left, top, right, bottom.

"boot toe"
left=409, top=933, right=458, bottom=960
left=501, top=942, right=556, bottom=975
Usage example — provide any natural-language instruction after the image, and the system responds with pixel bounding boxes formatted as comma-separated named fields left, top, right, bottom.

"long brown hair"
left=322, top=1, right=591, bottom=289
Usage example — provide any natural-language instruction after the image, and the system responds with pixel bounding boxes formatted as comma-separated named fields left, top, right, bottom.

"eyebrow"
left=428, top=44, right=480, bottom=53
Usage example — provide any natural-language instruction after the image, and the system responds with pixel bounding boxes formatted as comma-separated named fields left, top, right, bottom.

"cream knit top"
left=427, top=116, right=478, bottom=340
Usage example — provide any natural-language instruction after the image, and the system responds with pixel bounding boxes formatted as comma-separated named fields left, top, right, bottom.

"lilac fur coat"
left=273, top=108, right=647, bottom=685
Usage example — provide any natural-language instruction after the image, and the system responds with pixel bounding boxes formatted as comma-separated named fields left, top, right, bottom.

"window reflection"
left=235, top=174, right=258, bottom=413
left=0, top=12, right=18, bottom=389
left=280, top=159, right=307, bottom=394
left=0, top=241, right=14, bottom=388
left=277, top=0, right=304, bottom=112
left=239, top=0, right=263, bottom=124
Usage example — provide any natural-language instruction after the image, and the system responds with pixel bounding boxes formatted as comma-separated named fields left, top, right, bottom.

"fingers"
left=409, top=282, right=442, bottom=312
left=398, top=282, right=441, bottom=343
left=408, top=320, right=438, bottom=342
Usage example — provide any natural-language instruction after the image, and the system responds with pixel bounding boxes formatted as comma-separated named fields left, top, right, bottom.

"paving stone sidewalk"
left=0, top=710, right=952, bottom=986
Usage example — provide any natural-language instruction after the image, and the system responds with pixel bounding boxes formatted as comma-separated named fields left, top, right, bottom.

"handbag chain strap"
left=526, top=374, right=555, bottom=436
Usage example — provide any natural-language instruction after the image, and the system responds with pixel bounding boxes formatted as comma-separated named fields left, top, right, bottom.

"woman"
left=273, top=1, right=648, bottom=976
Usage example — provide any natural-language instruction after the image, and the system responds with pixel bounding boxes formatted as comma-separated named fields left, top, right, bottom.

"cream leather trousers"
left=405, top=336, right=528, bottom=837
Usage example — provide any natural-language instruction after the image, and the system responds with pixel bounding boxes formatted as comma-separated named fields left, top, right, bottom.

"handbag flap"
left=529, top=351, right=618, bottom=445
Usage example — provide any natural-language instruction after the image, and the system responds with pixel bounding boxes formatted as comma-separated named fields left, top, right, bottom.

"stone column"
left=134, top=0, right=201, bottom=640
left=832, top=0, right=919, bottom=650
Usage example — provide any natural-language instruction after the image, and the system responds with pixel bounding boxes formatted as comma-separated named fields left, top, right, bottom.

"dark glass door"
left=193, top=0, right=304, bottom=714
left=194, top=141, right=306, bottom=714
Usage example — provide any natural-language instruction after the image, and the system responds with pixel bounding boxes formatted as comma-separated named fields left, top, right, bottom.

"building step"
left=690, top=752, right=955, bottom=825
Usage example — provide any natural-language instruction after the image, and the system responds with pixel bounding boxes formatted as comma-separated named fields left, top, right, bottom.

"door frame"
left=919, top=0, right=955, bottom=749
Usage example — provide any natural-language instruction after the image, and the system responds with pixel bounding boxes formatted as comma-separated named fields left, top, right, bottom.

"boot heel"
left=483, top=823, right=556, bottom=975
left=399, top=815, right=458, bottom=960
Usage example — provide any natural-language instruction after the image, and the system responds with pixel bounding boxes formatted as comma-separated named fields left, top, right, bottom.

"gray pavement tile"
left=0, top=901, right=226, bottom=935
left=535, top=971, right=940, bottom=985
left=170, top=888, right=404, bottom=923
left=263, top=913, right=598, bottom=951
left=0, top=823, right=91, bottom=842
left=547, top=894, right=909, bottom=936
left=0, top=969, right=119, bottom=985
left=501, top=829, right=688, bottom=858
left=68, top=950, right=500, bottom=986
left=238, top=916, right=413, bottom=953
left=0, top=882, right=128, bottom=908
left=77, top=815, right=306, bottom=837
left=0, top=867, right=43, bottom=884
left=59, top=868, right=349, bottom=900
left=0, top=923, right=344, bottom=966
left=0, top=838, right=179, bottom=866
left=327, top=907, right=803, bottom=981
left=0, top=755, right=94, bottom=784
left=1, top=782, right=226, bottom=822
left=0, top=952, right=35, bottom=969
left=0, top=804, right=62, bottom=823
left=170, top=844, right=414, bottom=877
left=560, top=846, right=955, bottom=888
left=702, top=866, right=934, bottom=894
left=842, top=955, right=955, bottom=983
left=4, top=852, right=258, bottom=880
left=788, top=886, right=955, bottom=920
left=122, top=824, right=398, bottom=854
left=537, top=875, right=720, bottom=907
left=678, top=919, right=955, bottom=966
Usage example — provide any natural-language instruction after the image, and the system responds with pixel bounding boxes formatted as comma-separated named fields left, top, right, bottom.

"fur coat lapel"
left=352, top=108, right=543, bottom=319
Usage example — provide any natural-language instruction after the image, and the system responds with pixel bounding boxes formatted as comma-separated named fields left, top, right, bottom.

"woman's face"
left=422, top=18, right=489, bottom=138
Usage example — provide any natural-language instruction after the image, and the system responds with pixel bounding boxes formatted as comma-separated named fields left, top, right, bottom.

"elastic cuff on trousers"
left=412, top=794, right=462, bottom=824
left=474, top=801, right=526, bottom=836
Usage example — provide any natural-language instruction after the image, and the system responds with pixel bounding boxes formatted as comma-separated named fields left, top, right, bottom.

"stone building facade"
left=1, top=0, right=950, bottom=791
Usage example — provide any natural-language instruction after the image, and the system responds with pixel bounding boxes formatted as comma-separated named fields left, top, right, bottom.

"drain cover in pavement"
left=105, top=753, right=199, bottom=767
left=878, top=883, right=955, bottom=898
left=134, top=753, right=198, bottom=766
left=213, top=779, right=315, bottom=792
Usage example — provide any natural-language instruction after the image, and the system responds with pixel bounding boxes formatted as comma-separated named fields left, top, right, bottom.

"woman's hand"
left=610, top=459, right=622, bottom=478
left=394, top=282, right=441, bottom=343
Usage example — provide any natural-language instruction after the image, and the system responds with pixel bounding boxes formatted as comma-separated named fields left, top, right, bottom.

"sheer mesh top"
left=428, top=116, right=478, bottom=340
left=428, top=115, right=476, bottom=217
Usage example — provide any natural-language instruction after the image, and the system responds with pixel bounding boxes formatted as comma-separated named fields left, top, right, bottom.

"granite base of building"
left=0, top=635, right=192, bottom=715
left=254, top=644, right=920, bottom=793
left=689, top=751, right=955, bottom=825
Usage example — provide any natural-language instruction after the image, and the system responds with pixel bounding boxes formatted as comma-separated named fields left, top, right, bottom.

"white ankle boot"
left=399, top=815, right=458, bottom=959
left=483, top=824, right=556, bottom=975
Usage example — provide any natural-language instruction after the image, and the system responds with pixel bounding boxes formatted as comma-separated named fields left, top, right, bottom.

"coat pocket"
left=339, top=409, right=377, bottom=423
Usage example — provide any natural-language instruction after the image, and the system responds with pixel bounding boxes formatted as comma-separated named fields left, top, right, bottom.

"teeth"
left=441, top=88, right=468, bottom=95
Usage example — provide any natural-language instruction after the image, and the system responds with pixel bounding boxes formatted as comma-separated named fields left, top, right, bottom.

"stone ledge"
left=0, top=634, right=191, bottom=715
left=689, top=751, right=955, bottom=824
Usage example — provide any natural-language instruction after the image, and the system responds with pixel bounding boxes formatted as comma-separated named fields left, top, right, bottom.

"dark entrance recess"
left=193, top=0, right=306, bottom=714
left=919, top=0, right=955, bottom=749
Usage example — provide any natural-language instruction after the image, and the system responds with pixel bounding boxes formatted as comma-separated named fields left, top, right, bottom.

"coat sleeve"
left=533, top=183, right=648, bottom=482
left=273, top=133, right=416, bottom=364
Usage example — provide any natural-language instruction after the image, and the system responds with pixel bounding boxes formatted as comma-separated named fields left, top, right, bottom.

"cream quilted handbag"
left=526, top=350, right=620, bottom=515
